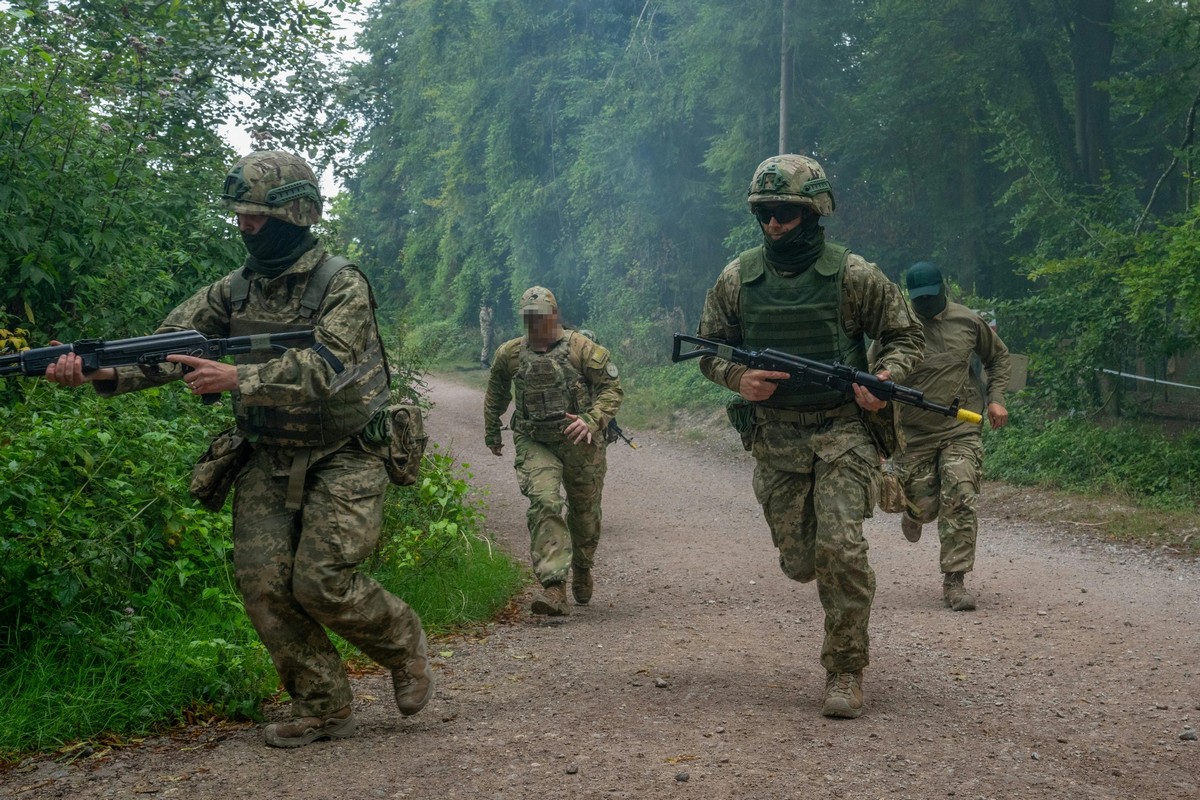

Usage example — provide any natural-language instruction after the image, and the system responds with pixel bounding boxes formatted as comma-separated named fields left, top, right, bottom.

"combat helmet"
left=221, top=150, right=322, bottom=226
left=747, top=154, right=836, bottom=216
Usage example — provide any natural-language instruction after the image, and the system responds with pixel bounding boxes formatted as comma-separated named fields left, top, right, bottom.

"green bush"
left=370, top=445, right=524, bottom=633
left=0, top=384, right=523, bottom=755
left=985, top=405, right=1200, bottom=510
left=0, top=382, right=227, bottom=647
left=406, top=319, right=477, bottom=364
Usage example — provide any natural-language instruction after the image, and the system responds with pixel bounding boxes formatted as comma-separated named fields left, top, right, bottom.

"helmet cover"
left=221, top=150, right=322, bottom=226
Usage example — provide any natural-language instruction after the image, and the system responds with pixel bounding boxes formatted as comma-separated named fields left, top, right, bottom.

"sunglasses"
left=751, top=205, right=805, bottom=225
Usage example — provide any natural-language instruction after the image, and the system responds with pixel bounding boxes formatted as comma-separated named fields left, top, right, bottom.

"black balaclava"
left=242, top=217, right=317, bottom=278
left=911, top=286, right=948, bottom=319
left=762, top=210, right=824, bottom=275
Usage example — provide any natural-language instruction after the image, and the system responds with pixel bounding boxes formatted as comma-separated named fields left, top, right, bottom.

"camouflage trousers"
left=512, top=431, right=607, bottom=586
left=893, top=435, right=984, bottom=574
left=232, top=439, right=426, bottom=718
left=750, top=416, right=879, bottom=674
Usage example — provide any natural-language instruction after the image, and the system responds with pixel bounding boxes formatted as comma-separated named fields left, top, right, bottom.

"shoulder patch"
left=586, top=345, right=610, bottom=370
left=605, top=362, right=619, bottom=378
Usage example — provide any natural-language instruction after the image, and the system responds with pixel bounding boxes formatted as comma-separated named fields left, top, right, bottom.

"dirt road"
left=5, top=373, right=1198, bottom=800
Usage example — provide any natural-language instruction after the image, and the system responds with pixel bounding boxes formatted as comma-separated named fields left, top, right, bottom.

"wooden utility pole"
left=779, top=0, right=790, bottom=154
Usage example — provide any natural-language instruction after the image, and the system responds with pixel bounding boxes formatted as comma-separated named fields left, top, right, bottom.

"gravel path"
left=4, top=372, right=1197, bottom=800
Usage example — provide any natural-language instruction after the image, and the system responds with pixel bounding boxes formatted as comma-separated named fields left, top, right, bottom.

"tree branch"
left=1135, top=85, right=1200, bottom=236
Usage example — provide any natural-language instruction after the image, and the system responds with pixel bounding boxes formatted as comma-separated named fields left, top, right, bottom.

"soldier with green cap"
left=695, top=154, right=924, bottom=719
left=44, top=150, right=433, bottom=747
left=484, top=286, right=624, bottom=617
left=887, top=261, right=1011, bottom=611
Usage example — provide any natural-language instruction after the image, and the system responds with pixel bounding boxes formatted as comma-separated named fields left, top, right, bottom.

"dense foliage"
left=985, top=407, right=1200, bottom=511
left=0, top=0, right=357, bottom=339
left=342, top=0, right=1200, bottom=419
left=0, top=380, right=518, bottom=753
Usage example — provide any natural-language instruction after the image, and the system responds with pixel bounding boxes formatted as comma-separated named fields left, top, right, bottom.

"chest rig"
left=511, top=334, right=590, bottom=442
left=738, top=242, right=868, bottom=410
left=226, top=251, right=389, bottom=448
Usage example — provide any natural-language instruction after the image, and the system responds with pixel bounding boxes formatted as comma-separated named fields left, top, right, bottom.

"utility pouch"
left=726, top=397, right=755, bottom=451
left=363, top=404, right=429, bottom=486
left=879, top=460, right=907, bottom=514
left=190, top=427, right=252, bottom=511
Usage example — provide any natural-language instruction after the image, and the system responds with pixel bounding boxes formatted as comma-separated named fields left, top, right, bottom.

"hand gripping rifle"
left=1, top=329, right=317, bottom=405
left=670, top=333, right=982, bottom=425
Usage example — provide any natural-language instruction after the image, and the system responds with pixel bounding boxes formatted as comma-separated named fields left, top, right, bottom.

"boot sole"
left=264, top=716, right=357, bottom=748
left=531, top=599, right=569, bottom=616
left=821, top=703, right=863, bottom=719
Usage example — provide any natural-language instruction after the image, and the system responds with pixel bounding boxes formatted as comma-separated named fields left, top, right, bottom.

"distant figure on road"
left=695, top=154, right=923, bottom=719
left=886, top=261, right=1011, bottom=611
left=483, top=287, right=623, bottom=617
left=479, top=303, right=495, bottom=368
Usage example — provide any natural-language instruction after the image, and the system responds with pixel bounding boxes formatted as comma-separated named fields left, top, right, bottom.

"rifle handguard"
left=671, top=332, right=982, bottom=425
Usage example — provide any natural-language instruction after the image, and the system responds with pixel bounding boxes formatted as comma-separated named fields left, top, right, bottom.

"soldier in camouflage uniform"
left=44, top=151, right=433, bottom=747
left=696, top=155, right=924, bottom=719
left=484, top=287, right=623, bottom=616
left=479, top=303, right=495, bottom=367
left=890, top=262, right=1011, bottom=611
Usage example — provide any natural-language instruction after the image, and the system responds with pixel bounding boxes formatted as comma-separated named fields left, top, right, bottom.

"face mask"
left=911, top=288, right=947, bottom=319
left=242, top=217, right=309, bottom=261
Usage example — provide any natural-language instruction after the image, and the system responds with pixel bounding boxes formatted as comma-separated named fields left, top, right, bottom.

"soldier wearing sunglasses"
left=694, top=154, right=923, bottom=719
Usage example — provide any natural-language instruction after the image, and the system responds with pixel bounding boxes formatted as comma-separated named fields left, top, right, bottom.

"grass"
left=0, top=534, right=525, bottom=759
left=0, top=605, right=276, bottom=755
left=379, top=535, right=526, bottom=636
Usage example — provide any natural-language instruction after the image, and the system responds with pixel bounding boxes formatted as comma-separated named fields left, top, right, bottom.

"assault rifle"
left=1, top=329, right=317, bottom=405
left=606, top=419, right=637, bottom=449
left=671, top=333, right=982, bottom=424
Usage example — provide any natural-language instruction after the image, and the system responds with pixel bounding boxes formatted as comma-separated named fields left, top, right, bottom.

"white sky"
left=218, top=2, right=369, bottom=197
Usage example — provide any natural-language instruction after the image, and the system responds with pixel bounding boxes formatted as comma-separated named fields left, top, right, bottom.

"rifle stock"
left=671, top=333, right=982, bottom=425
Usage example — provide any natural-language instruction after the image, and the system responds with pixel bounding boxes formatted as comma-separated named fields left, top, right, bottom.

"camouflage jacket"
left=484, top=330, right=623, bottom=448
left=697, top=248, right=925, bottom=393
left=879, top=301, right=1011, bottom=451
left=94, top=244, right=382, bottom=432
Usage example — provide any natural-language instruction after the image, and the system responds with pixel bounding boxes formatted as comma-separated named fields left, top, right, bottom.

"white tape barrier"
left=1097, top=368, right=1200, bottom=392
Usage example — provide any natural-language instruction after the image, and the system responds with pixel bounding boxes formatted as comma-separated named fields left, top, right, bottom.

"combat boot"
left=821, top=671, right=864, bottom=719
left=263, top=705, right=356, bottom=748
left=531, top=581, right=570, bottom=616
left=392, top=630, right=435, bottom=716
left=943, top=571, right=977, bottom=611
left=900, top=514, right=923, bottom=543
left=571, top=567, right=593, bottom=605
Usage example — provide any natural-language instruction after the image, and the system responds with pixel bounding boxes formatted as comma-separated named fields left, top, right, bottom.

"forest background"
left=1, top=0, right=1199, bottom=756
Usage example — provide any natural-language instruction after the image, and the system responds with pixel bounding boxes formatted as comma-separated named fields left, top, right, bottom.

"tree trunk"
left=1069, top=0, right=1116, bottom=187
left=1010, top=0, right=1083, bottom=185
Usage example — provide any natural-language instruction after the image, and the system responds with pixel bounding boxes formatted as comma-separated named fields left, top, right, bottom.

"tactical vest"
left=511, top=333, right=591, bottom=441
left=226, top=252, right=389, bottom=447
left=738, top=242, right=868, bottom=410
